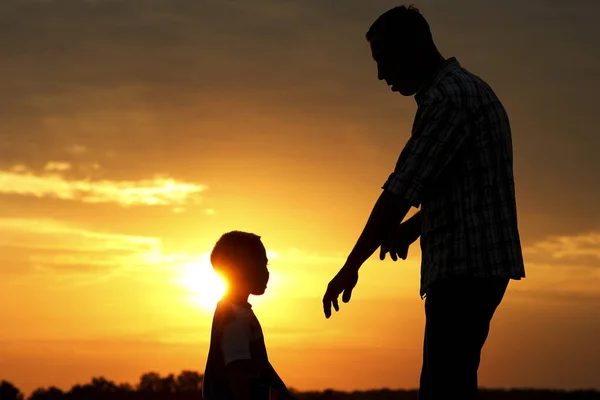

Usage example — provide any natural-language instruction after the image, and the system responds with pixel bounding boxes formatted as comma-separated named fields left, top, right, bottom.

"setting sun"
left=175, top=255, right=227, bottom=310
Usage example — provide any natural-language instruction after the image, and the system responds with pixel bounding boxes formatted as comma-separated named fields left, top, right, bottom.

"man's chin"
left=392, top=85, right=416, bottom=96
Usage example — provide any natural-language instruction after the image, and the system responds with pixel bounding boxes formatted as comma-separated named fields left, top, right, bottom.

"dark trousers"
left=419, top=276, right=509, bottom=400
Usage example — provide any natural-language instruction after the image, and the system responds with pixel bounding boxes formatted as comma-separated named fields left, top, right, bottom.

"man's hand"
left=380, top=211, right=421, bottom=261
left=321, top=192, right=411, bottom=319
left=322, top=267, right=359, bottom=318
left=379, top=224, right=411, bottom=261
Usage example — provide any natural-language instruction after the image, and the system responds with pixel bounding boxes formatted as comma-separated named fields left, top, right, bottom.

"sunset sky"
left=1, top=0, right=599, bottom=396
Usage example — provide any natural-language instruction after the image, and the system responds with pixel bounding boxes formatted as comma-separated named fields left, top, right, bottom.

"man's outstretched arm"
left=345, top=190, right=412, bottom=271
left=322, top=190, right=411, bottom=318
left=324, top=98, right=469, bottom=318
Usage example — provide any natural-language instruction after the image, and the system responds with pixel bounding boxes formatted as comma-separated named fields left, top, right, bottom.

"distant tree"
left=175, top=371, right=202, bottom=392
left=90, top=377, right=119, bottom=393
left=0, top=381, right=24, bottom=400
left=66, top=378, right=120, bottom=400
left=11, top=371, right=600, bottom=400
left=161, top=374, right=177, bottom=393
left=116, top=383, right=134, bottom=393
left=66, top=383, right=98, bottom=400
left=137, top=372, right=163, bottom=393
left=29, top=387, right=65, bottom=400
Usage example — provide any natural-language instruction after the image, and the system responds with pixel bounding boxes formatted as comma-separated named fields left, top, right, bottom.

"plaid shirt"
left=382, top=57, right=526, bottom=297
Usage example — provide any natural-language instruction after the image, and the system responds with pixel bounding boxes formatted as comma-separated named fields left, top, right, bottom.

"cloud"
left=43, top=161, right=71, bottom=172
left=66, top=144, right=87, bottom=155
left=0, top=218, right=217, bottom=287
left=0, top=218, right=156, bottom=250
left=0, top=218, right=163, bottom=278
left=524, top=232, right=600, bottom=268
left=0, top=167, right=206, bottom=207
left=517, top=233, right=600, bottom=305
left=509, top=287, right=600, bottom=305
left=0, top=217, right=222, bottom=287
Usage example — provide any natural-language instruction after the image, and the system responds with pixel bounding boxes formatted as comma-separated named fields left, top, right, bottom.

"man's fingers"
left=399, top=247, right=408, bottom=260
left=380, top=244, right=409, bottom=262
left=342, top=287, right=353, bottom=303
left=323, top=294, right=340, bottom=318
left=379, top=245, right=387, bottom=260
left=322, top=295, right=332, bottom=318
left=324, top=271, right=357, bottom=317
left=323, top=286, right=336, bottom=318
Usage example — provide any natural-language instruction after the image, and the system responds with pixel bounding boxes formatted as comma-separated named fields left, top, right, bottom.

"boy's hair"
left=365, top=5, right=435, bottom=49
left=210, top=231, right=263, bottom=278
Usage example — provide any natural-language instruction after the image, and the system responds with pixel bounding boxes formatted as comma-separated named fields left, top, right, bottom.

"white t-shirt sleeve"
left=220, top=314, right=252, bottom=365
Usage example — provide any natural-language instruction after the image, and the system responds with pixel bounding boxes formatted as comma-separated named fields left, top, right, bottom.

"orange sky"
left=1, top=0, right=599, bottom=396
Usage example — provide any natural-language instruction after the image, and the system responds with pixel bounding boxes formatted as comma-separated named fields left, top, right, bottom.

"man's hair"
left=365, top=5, right=434, bottom=49
left=210, top=231, right=263, bottom=278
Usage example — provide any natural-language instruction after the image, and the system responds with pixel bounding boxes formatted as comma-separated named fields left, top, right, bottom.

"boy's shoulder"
left=212, top=300, right=236, bottom=329
left=212, top=300, right=255, bottom=333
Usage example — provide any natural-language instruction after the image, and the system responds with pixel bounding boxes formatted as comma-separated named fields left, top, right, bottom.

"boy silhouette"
left=202, top=231, right=296, bottom=400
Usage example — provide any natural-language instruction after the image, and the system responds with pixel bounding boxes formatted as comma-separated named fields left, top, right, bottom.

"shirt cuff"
left=382, top=172, right=422, bottom=207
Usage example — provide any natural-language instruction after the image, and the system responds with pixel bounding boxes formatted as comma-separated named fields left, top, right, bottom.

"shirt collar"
left=220, top=297, right=252, bottom=309
left=415, top=57, right=461, bottom=106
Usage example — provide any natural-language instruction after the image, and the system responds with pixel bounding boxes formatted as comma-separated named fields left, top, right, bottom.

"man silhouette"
left=322, top=5, right=526, bottom=400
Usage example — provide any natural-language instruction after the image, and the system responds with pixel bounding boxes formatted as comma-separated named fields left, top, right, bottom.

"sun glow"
left=173, top=250, right=284, bottom=311
left=176, top=255, right=227, bottom=310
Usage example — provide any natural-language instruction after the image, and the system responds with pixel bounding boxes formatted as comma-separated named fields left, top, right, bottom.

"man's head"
left=366, top=5, right=440, bottom=96
left=210, top=231, right=270, bottom=296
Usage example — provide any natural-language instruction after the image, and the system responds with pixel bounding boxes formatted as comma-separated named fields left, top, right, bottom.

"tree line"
left=1, top=371, right=598, bottom=400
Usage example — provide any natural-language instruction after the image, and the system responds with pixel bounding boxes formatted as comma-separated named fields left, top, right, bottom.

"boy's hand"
left=323, top=266, right=359, bottom=318
left=379, top=222, right=417, bottom=261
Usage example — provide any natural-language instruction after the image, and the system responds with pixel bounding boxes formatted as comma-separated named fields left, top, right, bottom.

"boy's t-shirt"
left=202, top=300, right=270, bottom=400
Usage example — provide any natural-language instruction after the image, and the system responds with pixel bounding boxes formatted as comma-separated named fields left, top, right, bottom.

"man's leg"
left=418, top=276, right=509, bottom=400
left=418, top=324, right=431, bottom=400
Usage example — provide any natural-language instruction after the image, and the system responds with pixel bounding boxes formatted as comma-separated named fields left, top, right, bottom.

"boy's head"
left=210, top=231, right=270, bottom=296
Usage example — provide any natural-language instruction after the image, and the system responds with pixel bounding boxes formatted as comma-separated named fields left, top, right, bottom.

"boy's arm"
left=264, top=362, right=296, bottom=400
left=226, top=361, right=251, bottom=400
left=219, top=307, right=254, bottom=400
